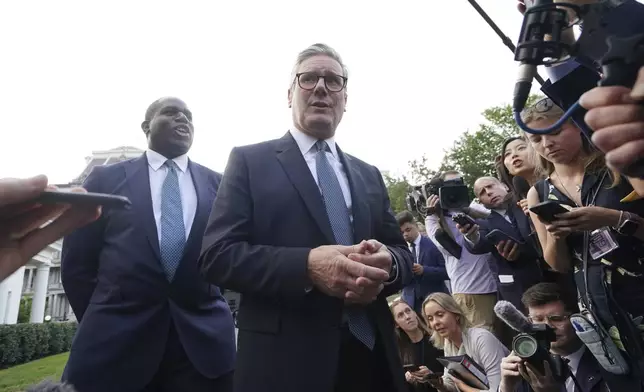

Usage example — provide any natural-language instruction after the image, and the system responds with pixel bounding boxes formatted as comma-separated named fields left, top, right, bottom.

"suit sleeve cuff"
left=384, top=250, right=399, bottom=285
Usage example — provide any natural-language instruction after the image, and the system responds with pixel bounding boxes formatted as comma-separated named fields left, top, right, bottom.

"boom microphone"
left=512, top=176, right=532, bottom=200
left=494, top=300, right=532, bottom=333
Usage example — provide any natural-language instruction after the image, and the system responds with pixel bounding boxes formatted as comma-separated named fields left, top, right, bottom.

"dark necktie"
left=410, top=242, right=417, bottom=263
left=315, top=140, right=375, bottom=350
left=160, top=160, right=185, bottom=281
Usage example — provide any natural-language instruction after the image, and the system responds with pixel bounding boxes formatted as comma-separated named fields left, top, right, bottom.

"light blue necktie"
left=160, top=160, right=185, bottom=281
left=315, top=140, right=376, bottom=350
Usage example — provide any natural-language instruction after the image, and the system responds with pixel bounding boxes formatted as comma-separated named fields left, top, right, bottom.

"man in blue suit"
left=61, top=97, right=236, bottom=392
left=396, top=210, right=448, bottom=315
left=460, top=177, right=543, bottom=313
left=198, top=43, right=414, bottom=392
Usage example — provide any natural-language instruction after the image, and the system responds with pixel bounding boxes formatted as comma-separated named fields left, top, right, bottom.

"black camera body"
left=406, top=177, right=470, bottom=217
left=512, top=324, right=568, bottom=382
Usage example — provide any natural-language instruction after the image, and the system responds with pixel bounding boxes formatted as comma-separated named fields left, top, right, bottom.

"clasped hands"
left=0, top=175, right=101, bottom=282
left=307, top=239, right=392, bottom=305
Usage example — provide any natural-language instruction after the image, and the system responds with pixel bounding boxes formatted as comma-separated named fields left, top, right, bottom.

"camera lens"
left=513, top=334, right=538, bottom=358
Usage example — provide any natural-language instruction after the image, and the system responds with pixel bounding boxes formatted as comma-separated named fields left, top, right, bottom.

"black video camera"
left=406, top=176, right=470, bottom=217
left=512, top=324, right=568, bottom=382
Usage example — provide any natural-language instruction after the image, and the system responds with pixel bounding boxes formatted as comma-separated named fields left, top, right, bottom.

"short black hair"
left=522, top=282, right=579, bottom=314
left=396, top=211, right=415, bottom=227
left=144, top=98, right=165, bottom=122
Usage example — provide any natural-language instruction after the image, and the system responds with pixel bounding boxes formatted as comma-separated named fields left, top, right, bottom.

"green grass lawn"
left=0, top=353, right=69, bottom=392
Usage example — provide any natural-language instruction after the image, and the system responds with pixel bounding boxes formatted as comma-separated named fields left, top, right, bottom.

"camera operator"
left=424, top=171, right=499, bottom=334
left=581, top=66, right=644, bottom=196
left=523, top=98, right=644, bottom=385
left=458, top=177, right=543, bottom=316
left=499, top=282, right=607, bottom=392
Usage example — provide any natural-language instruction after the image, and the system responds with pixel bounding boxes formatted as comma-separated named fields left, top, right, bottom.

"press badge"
left=589, top=228, right=619, bottom=260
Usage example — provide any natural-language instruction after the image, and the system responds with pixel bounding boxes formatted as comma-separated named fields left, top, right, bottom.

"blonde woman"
left=390, top=299, right=444, bottom=392
left=523, top=97, right=644, bottom=374
left=422, top=293, right=508, bottom=392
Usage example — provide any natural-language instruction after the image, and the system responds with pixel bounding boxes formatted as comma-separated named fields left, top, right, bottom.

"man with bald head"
left=61, top=97, right=236, bottom=392
left=459, top=176, right=543, bottom=315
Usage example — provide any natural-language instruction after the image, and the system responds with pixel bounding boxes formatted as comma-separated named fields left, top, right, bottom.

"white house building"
left=0, top=146, right=144, bottom=325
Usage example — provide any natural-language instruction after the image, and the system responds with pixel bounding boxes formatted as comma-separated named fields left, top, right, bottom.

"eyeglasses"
left=295, top=72, right=347, bottom=92
left=528, top=314, right=571, bottom=324
left=520, top=97, right=564, bottom=122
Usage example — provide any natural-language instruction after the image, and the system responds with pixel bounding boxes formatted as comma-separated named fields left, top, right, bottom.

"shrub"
left=0, top=321, right=77, bottom=369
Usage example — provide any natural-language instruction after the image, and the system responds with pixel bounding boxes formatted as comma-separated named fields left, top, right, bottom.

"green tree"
left=382, top=171, right=411, bottom=214
left=409, top=94, right=543, bottom=191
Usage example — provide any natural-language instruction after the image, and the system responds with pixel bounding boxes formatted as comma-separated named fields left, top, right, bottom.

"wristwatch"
left=615, top=211, right=640, bottom=236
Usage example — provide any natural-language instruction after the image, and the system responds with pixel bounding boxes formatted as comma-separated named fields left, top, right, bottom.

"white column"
left=51, top=295, right=58, bottom=320
left=0, top=266, right=26, bottom=324
left=30, top=265, right=50, bottom=323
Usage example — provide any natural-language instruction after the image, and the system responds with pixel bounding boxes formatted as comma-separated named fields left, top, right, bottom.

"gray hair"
left=290, top=43, right=348, bottom=85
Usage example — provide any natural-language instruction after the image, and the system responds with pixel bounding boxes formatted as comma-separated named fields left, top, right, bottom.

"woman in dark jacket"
left=390, top=299, right=444, bottom=392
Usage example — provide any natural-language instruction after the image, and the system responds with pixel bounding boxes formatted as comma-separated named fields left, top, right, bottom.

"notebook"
left=436, top=354, right=489, bottom=390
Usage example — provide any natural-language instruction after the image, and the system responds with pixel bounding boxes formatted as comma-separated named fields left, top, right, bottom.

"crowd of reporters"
left=389, top=91, right=644, bottom=392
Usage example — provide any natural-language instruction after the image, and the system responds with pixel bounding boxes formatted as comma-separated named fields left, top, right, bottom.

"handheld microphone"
left=494, top=300, right=533, bottom=333
left=512, top=176, right=532, bottom=200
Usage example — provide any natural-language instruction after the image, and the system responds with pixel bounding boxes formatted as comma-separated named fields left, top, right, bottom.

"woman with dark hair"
left=496, top=135, right=542, bottom=215
left=524, top=97, right=644, bottom=382
left=390, top=299, right=444, bottom=392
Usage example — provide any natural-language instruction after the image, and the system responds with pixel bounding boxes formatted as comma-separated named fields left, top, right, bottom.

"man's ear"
left=344, top=91, right=348, bottom=112
left=287, top=88, right=293, bottom=108
left=141, top=120, right=150, bottom=136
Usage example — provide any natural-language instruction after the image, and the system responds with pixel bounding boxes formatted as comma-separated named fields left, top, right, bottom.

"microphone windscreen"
left=494, top=300, right=532, bottom=333
left=512, top=176, right=531, bottom=199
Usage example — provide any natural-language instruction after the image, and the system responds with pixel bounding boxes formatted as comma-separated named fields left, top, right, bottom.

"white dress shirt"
left=146, top=149, right=198, bottom=242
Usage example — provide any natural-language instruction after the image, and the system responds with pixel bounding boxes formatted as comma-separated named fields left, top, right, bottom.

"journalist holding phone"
left=390, top=299, right=444, bottom=392
left=523, top=98, right=644, bottom=386
left=458, top=177, right=543, bottom=317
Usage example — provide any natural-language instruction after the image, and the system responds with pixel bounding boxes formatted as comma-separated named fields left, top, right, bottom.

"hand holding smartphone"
left=528, top=200, right=569, bottom=223
left=36, top=190, right=131, bottom=209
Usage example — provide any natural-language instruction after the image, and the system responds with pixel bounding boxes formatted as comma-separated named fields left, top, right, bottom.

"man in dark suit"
left=396, top=210, right=448, bottom=315
left=459, top=177, right=542, bottom=313
left=61, top=97, right=236, bottom=392
left=499, top=282, right=642, bottom=392
left=198, top=43, right=414, bottom=392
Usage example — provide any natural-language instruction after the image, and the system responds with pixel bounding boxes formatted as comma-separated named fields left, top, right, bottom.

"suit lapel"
left=184, top=161, right=213, bottom=256
left=337, top=146, right=371, bottom=243
left=276, top=133, right=335, bottom=244
left=125, top=155, right=162, bottom=261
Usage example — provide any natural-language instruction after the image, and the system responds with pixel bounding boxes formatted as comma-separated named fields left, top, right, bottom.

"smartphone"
left=528, top=200, right=569, bottom=223
left=452, top=213, right=476, bottom=227
left=425, top=372, right=443, bottom=380
left=36, top=190, right=132, bottom=209
left=403, top=364, right=420, bottom=372
left=485, top=229, right=524, bottom=245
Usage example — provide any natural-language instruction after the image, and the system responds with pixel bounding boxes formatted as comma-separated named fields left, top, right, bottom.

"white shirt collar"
left=146, top=149, right=189, bottom=173
left=289, top=128, right=338, bottom=158
left=411, top=233, right=422, bottom=247
left=564, top=345, right=585, bottom=373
